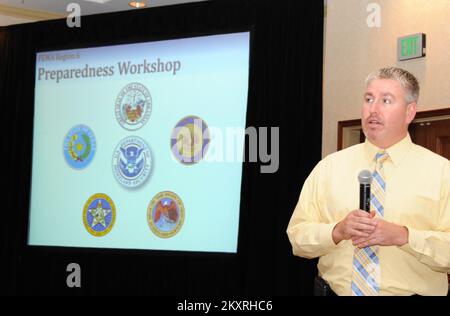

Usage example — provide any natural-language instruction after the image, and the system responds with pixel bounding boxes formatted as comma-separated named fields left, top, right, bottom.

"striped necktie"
left=351, top=151, right=389, bottom=296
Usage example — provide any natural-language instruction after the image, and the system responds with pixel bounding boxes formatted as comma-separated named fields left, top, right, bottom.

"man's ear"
left=406, top=102, right=417, bottom=124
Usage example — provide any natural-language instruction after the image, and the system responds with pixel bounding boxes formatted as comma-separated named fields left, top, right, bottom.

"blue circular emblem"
left=83, top=193, right=116, bottom=237
left=112, top=136, right=152, bottom=188
left=115, top=82, right=152, bottom=131
left=63, top=125, right=96, bottom=170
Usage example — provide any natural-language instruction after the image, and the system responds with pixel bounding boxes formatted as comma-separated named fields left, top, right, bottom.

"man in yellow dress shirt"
left=287, top=67, right=450, bottom=296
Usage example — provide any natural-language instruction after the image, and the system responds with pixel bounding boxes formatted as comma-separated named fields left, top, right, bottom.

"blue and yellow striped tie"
left=351, top=151, right=389, bottom=296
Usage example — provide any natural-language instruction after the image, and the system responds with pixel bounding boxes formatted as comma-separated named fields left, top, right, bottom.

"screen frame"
left=25, top=26, right=255, bottom=258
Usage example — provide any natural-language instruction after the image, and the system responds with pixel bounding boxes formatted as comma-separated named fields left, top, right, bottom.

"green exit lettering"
left=401, top=36, right=418, bottom=57
left=398, top=33, right=425, bottom=61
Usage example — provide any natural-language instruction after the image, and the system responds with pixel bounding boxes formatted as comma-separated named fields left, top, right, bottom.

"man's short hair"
left=366, top=67, right=420, bottom=104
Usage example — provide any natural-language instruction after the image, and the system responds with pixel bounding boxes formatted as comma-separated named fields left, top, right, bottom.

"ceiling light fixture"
left=129, top=1, right=146, bottom=8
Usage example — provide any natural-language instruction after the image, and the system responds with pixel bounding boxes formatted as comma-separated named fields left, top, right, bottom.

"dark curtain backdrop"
left=0, top=0, right=323, bottom=295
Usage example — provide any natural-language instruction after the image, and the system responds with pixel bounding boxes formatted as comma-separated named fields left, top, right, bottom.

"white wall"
left=323, top=0, right=450, bottom=157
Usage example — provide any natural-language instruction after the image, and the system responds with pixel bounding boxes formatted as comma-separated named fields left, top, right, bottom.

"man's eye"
left=383, top=98, right=391, bottom=104
left=365, top=97, right=374, bottom=103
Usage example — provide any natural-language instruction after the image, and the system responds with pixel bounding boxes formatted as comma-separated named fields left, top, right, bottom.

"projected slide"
left=28, top=32, right=250, bottom=253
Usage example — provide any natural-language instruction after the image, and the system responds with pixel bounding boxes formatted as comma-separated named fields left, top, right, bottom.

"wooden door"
left=409, top=118, right=450, bottom=159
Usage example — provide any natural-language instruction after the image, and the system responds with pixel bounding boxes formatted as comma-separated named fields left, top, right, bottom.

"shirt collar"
left=364, top=133, right=413, bottom=166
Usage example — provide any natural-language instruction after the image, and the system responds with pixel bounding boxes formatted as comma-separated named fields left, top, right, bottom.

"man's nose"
left=369, top=100, right=382, bottom=114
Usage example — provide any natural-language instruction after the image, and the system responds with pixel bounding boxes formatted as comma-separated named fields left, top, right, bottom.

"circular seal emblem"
left=83, top=193, right=116, bottom=237
left=147, top=191, right=185, bottom=238
left=170, top=116, right=210, bottom=165
left=63, top=124, right=96, bottom=170
left=112, top=136, right=152, bottom=188
left=115, top=82, right=152, bottom=131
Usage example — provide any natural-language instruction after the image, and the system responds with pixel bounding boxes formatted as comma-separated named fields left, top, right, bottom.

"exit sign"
left=398, top=33, right=426, bottom=61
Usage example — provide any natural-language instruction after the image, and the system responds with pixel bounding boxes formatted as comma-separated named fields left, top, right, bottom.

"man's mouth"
left=367, top=118, right=383, bottom=126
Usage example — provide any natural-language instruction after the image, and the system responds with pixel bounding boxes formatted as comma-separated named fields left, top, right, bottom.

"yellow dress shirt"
left=287, top=134, right=450, bottom=296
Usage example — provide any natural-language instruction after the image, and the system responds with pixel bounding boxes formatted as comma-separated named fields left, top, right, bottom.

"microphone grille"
left=358, top=170, right=373, bottom=184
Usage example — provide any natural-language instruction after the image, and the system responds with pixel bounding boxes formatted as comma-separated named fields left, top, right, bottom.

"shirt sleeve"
left=286, top=159, right=340, bottom=259
left=399, top=161, right=450, bottom=273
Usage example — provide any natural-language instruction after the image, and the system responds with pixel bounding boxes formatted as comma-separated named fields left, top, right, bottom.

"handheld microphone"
left=358, top=170, right=373, bottom=212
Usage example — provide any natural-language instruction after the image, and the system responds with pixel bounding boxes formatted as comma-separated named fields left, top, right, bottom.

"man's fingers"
left=346, top=218, right=376, bottom=232
left=356, top=236, right=377, bottom=248
left=350, top=212, right=377, bottom=225
left=350, top=229, right=369, bottom=238
left=355, top=217, right=377, bottom=226
left=353, top=210, right=373, bottom=218
left=355, top=223, right=376, bottom=232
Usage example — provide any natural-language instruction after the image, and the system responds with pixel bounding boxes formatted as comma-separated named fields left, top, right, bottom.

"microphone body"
left=359, top=183, right=371, bottom=212
left=358, top=170, right=373, bottom=212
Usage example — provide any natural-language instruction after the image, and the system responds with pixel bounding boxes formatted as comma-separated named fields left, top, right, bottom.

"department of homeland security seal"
left=147, top=191, right=185, bottom=238
left=115, top=82, right=152, bottom=131
left=112, top=136, right=152, bottom=188
left=63, top=124, right=96, bottom=169
left=83, top=193, right=116, bottom=237
left=170, top=116, right=210, bottom=165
